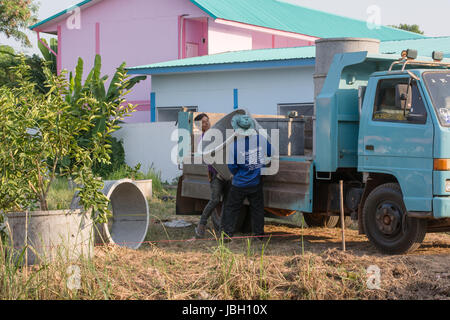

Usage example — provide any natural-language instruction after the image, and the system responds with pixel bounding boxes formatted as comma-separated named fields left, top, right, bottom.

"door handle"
left=365, top=145, right=374, bottom=151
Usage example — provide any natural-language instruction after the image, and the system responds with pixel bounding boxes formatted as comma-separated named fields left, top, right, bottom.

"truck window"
left=373, top=78, right=427, bottom=124
left=423, top=71, right=450, bottom=126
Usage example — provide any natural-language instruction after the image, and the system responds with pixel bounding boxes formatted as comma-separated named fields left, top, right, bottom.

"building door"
left=186, top=43, right=199, bottom=58
left=183, top=18, right=208, bottom=58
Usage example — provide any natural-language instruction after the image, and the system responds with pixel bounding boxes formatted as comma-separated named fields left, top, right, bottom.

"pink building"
left=31, top=0, right=423, bottom=123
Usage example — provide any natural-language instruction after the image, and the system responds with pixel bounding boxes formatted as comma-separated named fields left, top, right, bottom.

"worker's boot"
left=195, top=224, right=206, bottom=239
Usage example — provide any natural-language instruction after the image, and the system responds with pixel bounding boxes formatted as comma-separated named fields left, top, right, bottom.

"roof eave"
left=29, top=0, right=99, bottom=31
left=127, top=58, right=316, bottom=75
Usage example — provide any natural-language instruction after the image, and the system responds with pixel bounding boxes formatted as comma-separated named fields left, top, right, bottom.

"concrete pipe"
left=5, top=209, right=93, bottom=265
left=315, top=37, right=380, bottom=75
left=71, top=179, right=149, bottom=250
left=199, top=109, right=276, bottom=181
left=314, top=38, right=380, bottom=99
left=200, top=109, right=249, bottom=181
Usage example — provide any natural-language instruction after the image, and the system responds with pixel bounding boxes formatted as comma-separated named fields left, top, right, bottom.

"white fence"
left=112, top=122, right=181, bottom=182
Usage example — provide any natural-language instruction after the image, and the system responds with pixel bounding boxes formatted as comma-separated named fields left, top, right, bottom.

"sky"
left=1, top=0, right=449, bottom=56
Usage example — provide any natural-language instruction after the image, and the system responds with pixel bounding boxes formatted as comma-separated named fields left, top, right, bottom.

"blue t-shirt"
left=228, top=134, right=271, bottom=188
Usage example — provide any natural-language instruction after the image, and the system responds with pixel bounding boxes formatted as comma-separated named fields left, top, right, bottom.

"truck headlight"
left=446, top=180, right=450, bottom=193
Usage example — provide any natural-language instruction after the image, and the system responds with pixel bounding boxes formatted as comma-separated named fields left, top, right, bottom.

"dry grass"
left=1, top=193, right=449, bottom=300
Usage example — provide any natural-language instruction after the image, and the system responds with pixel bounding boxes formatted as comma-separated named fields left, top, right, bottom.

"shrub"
left=0, top=56, right=134, bottom=224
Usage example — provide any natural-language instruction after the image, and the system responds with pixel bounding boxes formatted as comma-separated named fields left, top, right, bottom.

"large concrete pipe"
left=71, top=179, right=149, bottom=250
left=200, top=109, right=251, bottom=181
left=199, top=109, right=278, bottom=181
left=314, top=38, right=380, bottom=98
left=5, top=209, right=93, bottom=265
left=313, top=38, right=380, bottom=157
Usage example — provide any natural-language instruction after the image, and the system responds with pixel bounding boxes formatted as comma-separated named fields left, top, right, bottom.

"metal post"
left=340, top=180, right=346, bottom=251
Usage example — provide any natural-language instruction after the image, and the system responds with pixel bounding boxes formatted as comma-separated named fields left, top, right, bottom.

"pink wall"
left=39, top=0, right=316, bottom=123
left=41, top=0, right=208, bottom=122
left=208, top=19, right=315, bottom=54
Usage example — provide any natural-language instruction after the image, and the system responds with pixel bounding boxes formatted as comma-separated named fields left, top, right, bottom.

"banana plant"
left=37, top=38, right=58, bottom=75
left=64, top=54, right=147, bottom=176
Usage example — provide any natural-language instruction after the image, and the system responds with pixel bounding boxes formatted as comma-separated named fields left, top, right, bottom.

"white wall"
left=152, top=66, right=315, bottom=116
left=113, top=66, right=314, bottom=182
left=112, top=122, right=181, bottom=182
left=208, top=20, right=253, bottom=54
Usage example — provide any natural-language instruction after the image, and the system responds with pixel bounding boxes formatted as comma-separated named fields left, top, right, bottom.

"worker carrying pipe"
left=220, top=114, right=272, bottom=242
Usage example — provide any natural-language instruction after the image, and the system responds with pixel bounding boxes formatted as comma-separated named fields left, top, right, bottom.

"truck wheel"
left=303, top=214, right=340, bottom=228
left=363, top=183, right=426, bottom=255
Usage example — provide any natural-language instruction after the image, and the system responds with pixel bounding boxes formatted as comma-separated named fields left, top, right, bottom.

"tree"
left=0, top=56, right=134, bottom=222
left=390, top=24, right=425, bottom=35
left=0, top=45, right=47, bottom=93
left=0, top=0, right=38, bottom=47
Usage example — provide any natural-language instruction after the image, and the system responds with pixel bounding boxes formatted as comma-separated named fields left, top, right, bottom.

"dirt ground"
left=115, top=213, right=450, bottom=300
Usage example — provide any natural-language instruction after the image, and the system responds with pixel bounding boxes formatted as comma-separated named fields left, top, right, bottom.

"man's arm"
left=208, top=170, right=212, bottom=182
left=228, top=138, right=239, bottom=175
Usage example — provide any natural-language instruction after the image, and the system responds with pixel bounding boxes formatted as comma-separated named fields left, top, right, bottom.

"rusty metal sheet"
left=263, top=160, right=312, bottom=212
left=181, top=163, right=211, bottom=201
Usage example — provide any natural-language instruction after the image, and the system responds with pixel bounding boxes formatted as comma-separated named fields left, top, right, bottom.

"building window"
left=157, top=106, right=198, bottom=122
left=278, top=103, right=314, bottom=117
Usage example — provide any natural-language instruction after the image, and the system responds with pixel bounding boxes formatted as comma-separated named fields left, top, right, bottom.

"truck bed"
left=181, top=158, right=313, bottom=214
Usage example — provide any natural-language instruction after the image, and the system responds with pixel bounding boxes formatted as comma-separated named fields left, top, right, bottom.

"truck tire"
left=303, top=214, right=340, bottom=228
left=362, top=183, right=427, bottom=255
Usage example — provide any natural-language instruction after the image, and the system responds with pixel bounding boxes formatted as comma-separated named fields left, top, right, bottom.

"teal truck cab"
left=176, top=47, right=450, bottom=255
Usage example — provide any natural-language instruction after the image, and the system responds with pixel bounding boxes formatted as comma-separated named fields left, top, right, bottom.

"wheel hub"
left=375, top=203, right=402, bottom=235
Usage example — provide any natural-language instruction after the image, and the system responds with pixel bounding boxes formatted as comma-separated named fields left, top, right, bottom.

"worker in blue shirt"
left=221, top=114, right=271, bottom=241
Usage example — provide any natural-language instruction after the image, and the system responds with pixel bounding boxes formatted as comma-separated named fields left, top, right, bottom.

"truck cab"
left=356, top=65, right=450, bottom=253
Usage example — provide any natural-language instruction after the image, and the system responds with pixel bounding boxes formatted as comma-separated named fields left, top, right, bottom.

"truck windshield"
left=423, top=71, right=450, bottom=126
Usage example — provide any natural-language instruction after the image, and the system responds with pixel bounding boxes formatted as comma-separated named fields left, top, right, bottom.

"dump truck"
left=175, top=38, right=450, bottom=254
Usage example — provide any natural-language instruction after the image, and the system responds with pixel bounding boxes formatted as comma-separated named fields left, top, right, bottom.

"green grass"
left=104, top=164, right=169, bottom=196
left=44, top=163, right=174, bottom=211
left=46, top=177, right=75, bottom=211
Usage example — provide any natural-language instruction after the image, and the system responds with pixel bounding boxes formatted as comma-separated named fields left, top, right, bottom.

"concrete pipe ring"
left=71, top=179, right=149, bottom=250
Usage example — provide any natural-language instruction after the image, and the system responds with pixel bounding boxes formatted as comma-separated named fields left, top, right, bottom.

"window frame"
left=277, top=103, right=314, bottom=117
left=156, top=106, right=198, bottom=122
left=372, top=77, right=427, bottom=125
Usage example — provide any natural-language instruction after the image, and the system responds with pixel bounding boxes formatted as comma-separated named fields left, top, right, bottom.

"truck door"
left=360, top=76, right=434, bottom=212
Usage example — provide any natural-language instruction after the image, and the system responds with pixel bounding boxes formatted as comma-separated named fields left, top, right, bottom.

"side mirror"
left=406, top=113, right=426, bottom=124
left=396, top=84, right=412, bottom=110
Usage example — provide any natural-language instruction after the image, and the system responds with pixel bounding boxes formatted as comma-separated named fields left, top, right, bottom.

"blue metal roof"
left=30, top=0, right=427, bottom=43
left=191, top=0, right=425, bottom=41
left=127, top=37, right=450, bottom=75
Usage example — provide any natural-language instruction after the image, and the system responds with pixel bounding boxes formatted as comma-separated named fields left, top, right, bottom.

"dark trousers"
left=221, top=182, right=265, bottom=238
left=199, top=177, right=227, bottom=226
